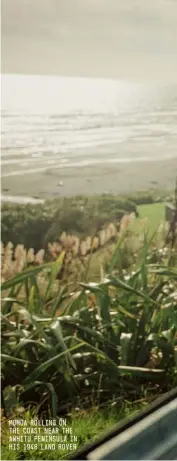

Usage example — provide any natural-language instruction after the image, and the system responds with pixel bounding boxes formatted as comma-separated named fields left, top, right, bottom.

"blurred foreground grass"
left=1, top=401, right=146, bottom=460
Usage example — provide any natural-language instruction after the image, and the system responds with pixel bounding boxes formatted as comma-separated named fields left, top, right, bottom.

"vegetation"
left=1, top=217, right=136, bottom=284
left=1, top=221, right=177, bottom=401
left=137, top=203, right=165, bottom=231
left=1, top=194, right=137, bottom=251
left=1, top=190, right=177, bottom=460
left=1, top=402, right=145, bottom=460
left=1, top=189, right=172, bottom=251
left=1, top=202, right=165, bottom=285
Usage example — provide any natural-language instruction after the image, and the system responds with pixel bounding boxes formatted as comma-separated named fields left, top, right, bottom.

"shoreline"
left=2, top=158, right=177, bottom=203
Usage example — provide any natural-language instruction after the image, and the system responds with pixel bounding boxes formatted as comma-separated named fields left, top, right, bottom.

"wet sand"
left=2, top=158, right=177, bottom=201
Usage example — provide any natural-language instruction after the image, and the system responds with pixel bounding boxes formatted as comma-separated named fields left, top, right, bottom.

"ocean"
left=1, top=74, right=177, bottom=182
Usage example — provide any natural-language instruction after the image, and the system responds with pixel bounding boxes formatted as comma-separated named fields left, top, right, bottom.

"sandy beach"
left=2, top=158, right=177, bottom=201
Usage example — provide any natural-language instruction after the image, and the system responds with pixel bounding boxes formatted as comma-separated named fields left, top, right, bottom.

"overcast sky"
left=2, top=0, right=177, bottom=81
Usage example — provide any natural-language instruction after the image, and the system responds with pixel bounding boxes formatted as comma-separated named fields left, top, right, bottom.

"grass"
left=84, top=202, right=166, bottom=281
left=138, top=203, right=165, bottom=231
left=70, top=202, right=167, bottom=283
left=1, top=198, right=177, bottom=460
left=2, top=225, right=177, bottom=413
left=1, top=401, right=148, bottom=460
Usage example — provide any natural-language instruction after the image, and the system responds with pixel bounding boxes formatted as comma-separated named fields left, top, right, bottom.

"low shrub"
left=1, top=195, right=137, bottom=250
